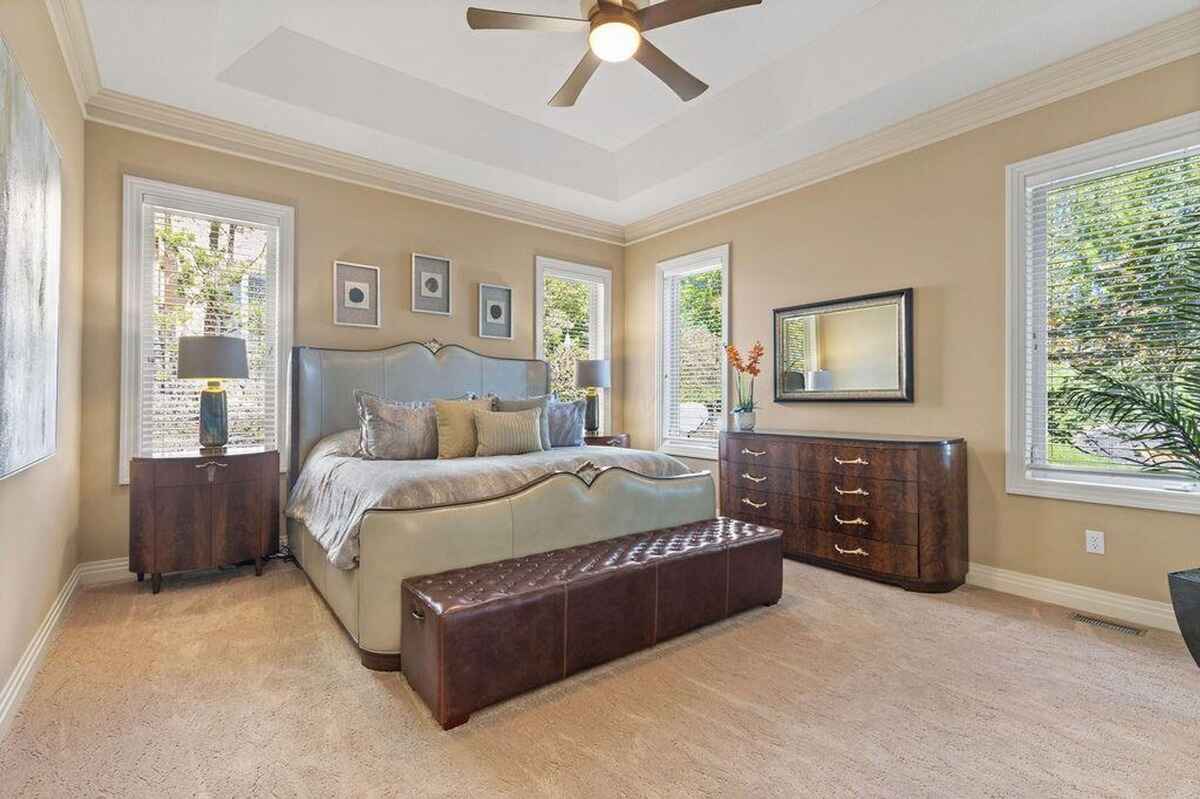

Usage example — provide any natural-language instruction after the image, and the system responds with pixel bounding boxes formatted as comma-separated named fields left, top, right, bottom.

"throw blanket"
left=286, top=430, right=695, bottom=569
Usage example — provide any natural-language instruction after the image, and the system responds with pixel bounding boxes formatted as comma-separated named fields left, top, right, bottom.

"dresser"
left=719, top=431, right=966, bottom=592
left=129, top=448, right=280, bottom=593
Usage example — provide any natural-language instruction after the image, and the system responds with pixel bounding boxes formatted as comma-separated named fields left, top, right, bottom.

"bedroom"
left=1, top=0, right=1198, bottom=795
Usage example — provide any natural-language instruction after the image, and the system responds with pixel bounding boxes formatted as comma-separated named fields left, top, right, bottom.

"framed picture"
left=333, top=260, right=381, bottom=328
left=412, top=253, right=452, bottom=316
left=479, top=283, right=514, bottom=340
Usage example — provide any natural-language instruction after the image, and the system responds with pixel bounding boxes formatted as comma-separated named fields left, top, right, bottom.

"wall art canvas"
left=479, top=282, right=513, bottom=340
left=0, top=37, right=62, bottom=480
left=412, top=253, right=452, bottom=315
left=333, top=260, right=380, bottom=327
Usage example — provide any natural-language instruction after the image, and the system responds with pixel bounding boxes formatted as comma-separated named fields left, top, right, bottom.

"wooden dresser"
left=719, top=430, right=966, bottom=592
left=129, top=448, right=280, bottom=593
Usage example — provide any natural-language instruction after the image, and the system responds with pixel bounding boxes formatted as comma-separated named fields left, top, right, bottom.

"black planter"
left=1168, top=568, right=1200, bottom=668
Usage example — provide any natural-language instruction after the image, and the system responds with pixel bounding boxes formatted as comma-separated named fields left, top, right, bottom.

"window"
left=120, top=177, right=294, bottom=484
left=534, top=257, right=612, bottom=430
left=1007, top=113, right=1200, bottom=514
left=657, top=244, right=729, bottom=459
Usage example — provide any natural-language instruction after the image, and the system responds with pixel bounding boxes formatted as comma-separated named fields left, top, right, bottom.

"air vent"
left=1071, top=612, right=1145, bottom=636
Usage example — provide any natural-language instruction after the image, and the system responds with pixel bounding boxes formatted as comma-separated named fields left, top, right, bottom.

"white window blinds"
left=661, top=258, right=725, bottom=450
left=1025, top=148, right=1200, bottom=478
left=139, top=205, right=280, bottom=456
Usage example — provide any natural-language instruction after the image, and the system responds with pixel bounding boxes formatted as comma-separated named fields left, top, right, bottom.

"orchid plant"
left=725, top=341, right=765, bottom=414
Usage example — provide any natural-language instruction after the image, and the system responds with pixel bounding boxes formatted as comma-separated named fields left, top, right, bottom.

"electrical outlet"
left=1085, top=529, right=1105, bottom=555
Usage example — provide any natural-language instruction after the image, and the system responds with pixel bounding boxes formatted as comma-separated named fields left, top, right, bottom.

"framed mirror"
left=774, top=288, right=913, bottom=402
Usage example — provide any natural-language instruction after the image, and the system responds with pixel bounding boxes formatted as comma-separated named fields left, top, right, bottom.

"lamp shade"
left=575, top=359, right=611, bottom=389
left=177, top=335, right=249, bottom=380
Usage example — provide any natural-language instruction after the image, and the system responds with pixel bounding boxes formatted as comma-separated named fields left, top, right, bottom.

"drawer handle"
left=410, top=607, right=425, bottom=622
left=834, top=485, right=870, bottom=496
left=741, top=472, right=768, bottom=483
left=741, top=498, right=767, bottom=509
left=741, top=448, right=767, bottom=457
left=194, top=461, right=229, bottom=469
left=835, top=515, right=869, bottom=527
left=834, top=544, right=869, bottom=557
left=833, top=456, right=870, bottom=466
left=604, top=439, right=622, bottom=446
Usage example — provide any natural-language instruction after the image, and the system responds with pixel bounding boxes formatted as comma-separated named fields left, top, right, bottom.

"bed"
left=285, top=341, right=716, bottom=669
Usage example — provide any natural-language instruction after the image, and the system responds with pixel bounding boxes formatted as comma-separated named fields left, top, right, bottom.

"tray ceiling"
left=82, top=0, right=1198, bottom=230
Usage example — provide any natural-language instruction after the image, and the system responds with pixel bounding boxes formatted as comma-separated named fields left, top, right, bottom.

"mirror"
left=774, top=288, right=913, bottom=402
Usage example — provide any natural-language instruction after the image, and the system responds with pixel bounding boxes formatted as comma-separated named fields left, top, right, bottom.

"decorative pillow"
left=474, top=408, right=545, bottom=457
left=547, top=399, right=586, bottom=447
left=355, top=391, right=437, bottom=460
left=435, top=397, right=496, bottom=459
left=495, top=395, right=551, bottom=451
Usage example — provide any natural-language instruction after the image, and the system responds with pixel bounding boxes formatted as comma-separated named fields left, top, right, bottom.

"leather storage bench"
left=401, top=517, right=783, bottom=729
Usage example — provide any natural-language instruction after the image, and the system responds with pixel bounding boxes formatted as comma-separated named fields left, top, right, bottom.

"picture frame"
left=478, top=283, right=514, bottom=340
left=412, top=253, right=452, bottom=316
left=333, top=260, right=381, bottom=328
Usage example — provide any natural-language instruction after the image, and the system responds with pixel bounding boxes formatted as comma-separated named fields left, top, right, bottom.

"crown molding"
left=85, top=90, right=627, bottom=245
left=43, top=0, right=100, bottom=115
left=48, top=0, right=1198, bottom=248
left=623, top=10, right=1200, bottom=245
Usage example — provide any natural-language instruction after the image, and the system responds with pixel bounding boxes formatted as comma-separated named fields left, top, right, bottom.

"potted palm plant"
left=1062, top=365, right=1200, bottom=666
left=726, top=341, right=764, bottom=432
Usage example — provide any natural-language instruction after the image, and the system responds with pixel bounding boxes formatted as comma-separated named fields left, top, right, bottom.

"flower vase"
left=733, top=410, right=756, bottom=432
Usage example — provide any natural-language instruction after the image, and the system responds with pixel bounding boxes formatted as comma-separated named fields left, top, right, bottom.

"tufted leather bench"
left=401, top=517, right=783, bottom=729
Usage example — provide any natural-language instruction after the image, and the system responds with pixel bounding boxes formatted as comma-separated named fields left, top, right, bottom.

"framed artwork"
left=412, top=253, right=452, bottom=316
left=333, top=260, right=381, bottom=328
left=0, top=37, right=62, bottom=481
left=479, top=283, right=514, bottom=340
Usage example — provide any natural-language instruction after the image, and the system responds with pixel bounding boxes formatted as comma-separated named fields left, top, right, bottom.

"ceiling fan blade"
left=466, top=8, right=589, bottom=32
left=633, top=39, right=708, bottom=102
left=549, top=50, right=602, bottom=107
left=638, top=0, right=763, bottom=32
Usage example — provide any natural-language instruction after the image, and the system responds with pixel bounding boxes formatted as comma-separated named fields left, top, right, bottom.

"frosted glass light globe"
left=589, top=21, right=640, bottom=62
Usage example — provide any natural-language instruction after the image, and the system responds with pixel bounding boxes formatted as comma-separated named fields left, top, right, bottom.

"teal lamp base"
left=199, top=381, right=229, bottom=452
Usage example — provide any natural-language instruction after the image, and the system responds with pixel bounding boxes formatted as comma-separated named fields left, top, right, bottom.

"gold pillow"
left=434, top=398, right=495, bottom=459
left=474, top=408, right=545, bottom=457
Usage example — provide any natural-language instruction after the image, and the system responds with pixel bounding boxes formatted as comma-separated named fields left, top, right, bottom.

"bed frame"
left=287, top=340, right=716, bottom=670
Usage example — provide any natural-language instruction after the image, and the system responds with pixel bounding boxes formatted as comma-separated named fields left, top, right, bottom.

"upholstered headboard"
left=289, top=340, right=550, bottom=484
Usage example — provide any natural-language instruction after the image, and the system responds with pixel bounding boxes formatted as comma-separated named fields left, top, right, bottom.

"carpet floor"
left=1, top=559, right=1196, bottom=798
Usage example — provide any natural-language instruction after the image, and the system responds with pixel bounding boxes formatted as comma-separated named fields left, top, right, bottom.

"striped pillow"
left=474, top=408, right=545, bottom=457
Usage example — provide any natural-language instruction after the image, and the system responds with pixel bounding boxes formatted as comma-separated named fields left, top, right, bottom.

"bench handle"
left=834, top=485, right=869, bottom=496
left=835, top=515, right=869, bottom=527
left=834, top=544, right=869, bottom=557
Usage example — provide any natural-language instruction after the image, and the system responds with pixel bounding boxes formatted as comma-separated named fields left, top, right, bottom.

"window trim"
left=533, top=256, right=613, bottom=435
left=119, top=176, right=295, bottom=485
left=655, top=244, right=730, bottom=461
left=1005, top=112, right=1200, bottom=515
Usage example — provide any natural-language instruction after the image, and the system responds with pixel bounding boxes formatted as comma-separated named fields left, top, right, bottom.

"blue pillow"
left=547, top=399, right=586, bottom=447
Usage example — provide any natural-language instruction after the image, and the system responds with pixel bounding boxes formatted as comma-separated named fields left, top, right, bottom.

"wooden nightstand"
left=129, top=448, right=280, bottom=593
left=584, top=433, right=631, bottom=448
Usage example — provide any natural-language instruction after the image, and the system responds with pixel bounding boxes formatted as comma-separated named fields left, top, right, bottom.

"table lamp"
left=575, top=359, right=611, bottom=435
left=177, top=335, right=249, bottom=452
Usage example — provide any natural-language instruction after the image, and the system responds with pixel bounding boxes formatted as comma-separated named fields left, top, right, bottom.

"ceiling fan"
left=466, top=0, right=763, bottom=107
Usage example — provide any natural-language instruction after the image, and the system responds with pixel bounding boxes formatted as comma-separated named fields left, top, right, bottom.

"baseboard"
left=0, top=557, right=132, bottom=741
left=967, top=562, right=1180, bottom=634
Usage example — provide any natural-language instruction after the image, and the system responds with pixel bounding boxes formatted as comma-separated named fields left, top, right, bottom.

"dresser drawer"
left=726, top=485, right=797, bottom=526
left=725, top=463, right=799, bottom=496
left=786, top=529, right=918, bottom=580
left=794, top=472, right=917, bottom=513
left=795, top=443, right=918, bottom=481
left=723, top=436, right=797, bottom=468
left=798, top=500, right=918, bottom=547
left=153, top=453, right=268, bottom=486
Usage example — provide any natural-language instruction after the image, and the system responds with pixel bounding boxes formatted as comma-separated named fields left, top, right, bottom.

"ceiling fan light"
left=589, top=21, right=640, bottom=62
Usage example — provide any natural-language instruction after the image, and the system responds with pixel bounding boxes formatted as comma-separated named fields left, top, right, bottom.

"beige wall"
left=0, top=2, right=85, bottom=689
left=80, top=122, right=624, bottom=561
left=624, top=55, right=1200, bottom=605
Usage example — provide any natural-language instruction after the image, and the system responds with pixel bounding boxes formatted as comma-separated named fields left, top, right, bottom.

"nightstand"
left=584, top=433, right=631, bottom=448
left=129, top=448, right=280, bottom=593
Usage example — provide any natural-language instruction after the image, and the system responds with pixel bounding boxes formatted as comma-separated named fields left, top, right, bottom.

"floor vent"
left=1071, top=612, right=1145, bottom=636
